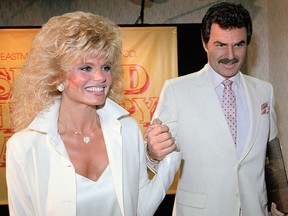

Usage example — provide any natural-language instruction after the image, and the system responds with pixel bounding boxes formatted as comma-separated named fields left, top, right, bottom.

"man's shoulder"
left=242, top=73, right=273, bottom=88
left=167, top=68, right=206, bottom=85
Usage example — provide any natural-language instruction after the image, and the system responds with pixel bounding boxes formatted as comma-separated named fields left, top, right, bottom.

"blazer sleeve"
left=6, top=135, right=35, bottom=216
left=137, top=128, right=182, bottom=216
left=152, top=80, right=178, bottom=143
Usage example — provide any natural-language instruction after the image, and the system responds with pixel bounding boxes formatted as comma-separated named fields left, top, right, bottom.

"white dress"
left=76, top=165, right=122, bottom=216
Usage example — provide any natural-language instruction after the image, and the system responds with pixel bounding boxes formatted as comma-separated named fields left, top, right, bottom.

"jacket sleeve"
left=146, top=80, right=180, bottom=174
left=137, top=127, right=182, bottom=216
left=6, top=135, right=35, bottom=216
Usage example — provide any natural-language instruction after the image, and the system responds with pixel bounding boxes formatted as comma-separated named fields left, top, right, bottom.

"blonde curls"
left=10, top=11, right=123, bottom=132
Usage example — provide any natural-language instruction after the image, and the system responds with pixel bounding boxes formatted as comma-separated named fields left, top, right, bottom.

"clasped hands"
left=144, top=118, right=177, bottom=161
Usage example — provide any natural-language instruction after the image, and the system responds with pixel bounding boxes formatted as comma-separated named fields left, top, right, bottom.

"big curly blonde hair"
left=10, top=11, right=123, bottom=132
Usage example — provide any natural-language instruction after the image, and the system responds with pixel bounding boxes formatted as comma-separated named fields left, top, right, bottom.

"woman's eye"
left=102, top=65, right=111, bottom=72
left=80, top=66, right=92, bottom=72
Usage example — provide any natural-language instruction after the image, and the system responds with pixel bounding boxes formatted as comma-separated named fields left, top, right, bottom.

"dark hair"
left=201, top=2, right=252, bottom=45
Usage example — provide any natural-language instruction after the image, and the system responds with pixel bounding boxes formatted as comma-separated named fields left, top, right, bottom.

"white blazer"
left=6, top=98, right=181, bottom=216
left=153, top=65, right=278, bottom=216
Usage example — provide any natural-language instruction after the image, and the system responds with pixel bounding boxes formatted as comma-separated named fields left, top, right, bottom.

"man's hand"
left=144, top=118, right=177, bottom=161
left=271, top=202, right=286, bottom=216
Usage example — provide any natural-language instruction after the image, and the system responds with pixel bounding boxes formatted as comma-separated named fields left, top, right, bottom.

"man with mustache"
left=145, top=2, right=282, bottom=216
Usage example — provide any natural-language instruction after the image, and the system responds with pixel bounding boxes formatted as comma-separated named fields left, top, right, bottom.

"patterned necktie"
left=222, top=79, right=237, bottom=144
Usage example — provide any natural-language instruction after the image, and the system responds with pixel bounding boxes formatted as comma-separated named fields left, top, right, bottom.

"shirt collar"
left=207, top=64, right=241, bottom=89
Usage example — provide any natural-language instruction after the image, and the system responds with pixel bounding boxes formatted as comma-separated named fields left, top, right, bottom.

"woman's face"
left=61, top=56, right=113, bottom=107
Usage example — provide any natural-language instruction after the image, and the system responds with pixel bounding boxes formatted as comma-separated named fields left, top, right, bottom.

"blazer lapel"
left=28, top=98, right=71, bottom=158
left=195, top=70, right=226, bottom=127
left=239, top=74, right=262, bottom=162
left=100, top=115, right=124, bottom=215
left=197, top=70, right=239, bottom=158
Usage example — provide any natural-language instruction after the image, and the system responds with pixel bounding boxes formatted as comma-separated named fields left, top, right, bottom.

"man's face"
left=203, top=23, right=248, bottom=79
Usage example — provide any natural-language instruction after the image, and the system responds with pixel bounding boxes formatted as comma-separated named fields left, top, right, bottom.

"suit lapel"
left=196, top=70, right=263, bottom=162
left=197, top=70, right=239, bottom=158
left=195, top=70, right=225, bottom=126
left=239, top=74, right=262, bottom=162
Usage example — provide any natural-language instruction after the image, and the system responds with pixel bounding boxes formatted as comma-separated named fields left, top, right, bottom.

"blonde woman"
left=6, top=11, right=181, bottom=216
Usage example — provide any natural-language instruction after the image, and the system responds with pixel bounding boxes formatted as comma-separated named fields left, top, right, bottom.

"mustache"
left=218, top=58, right=239, bottom=64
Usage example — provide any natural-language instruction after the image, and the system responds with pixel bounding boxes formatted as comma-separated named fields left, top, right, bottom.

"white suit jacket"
left=153, top=65, right=278, bottom=216
left=6, top=98, right=181, bottom=216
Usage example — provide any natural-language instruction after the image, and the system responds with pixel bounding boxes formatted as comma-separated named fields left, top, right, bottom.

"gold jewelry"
left=58, top=120, right=98, bottom=144
left=144, top=140, right=160, bottom=164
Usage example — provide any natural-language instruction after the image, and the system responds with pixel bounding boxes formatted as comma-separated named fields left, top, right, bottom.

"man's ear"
left=202, top=39, right=208, bottom=52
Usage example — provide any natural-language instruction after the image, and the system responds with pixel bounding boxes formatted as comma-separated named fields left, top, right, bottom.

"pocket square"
left=261, top=102, right=270, bottom=115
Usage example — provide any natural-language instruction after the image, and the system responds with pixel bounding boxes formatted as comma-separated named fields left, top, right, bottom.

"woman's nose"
left=93, top=70, right=106, bottom=82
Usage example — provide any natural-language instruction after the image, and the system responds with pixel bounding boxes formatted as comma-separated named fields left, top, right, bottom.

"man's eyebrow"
left=237, top=40, right=246, bottom=44
left=213, top=41, right=226, bottom=45
left=213, top=40, right=246, bottom=45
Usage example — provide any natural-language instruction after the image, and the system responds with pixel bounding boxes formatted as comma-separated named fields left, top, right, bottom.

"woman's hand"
left=144, top=118, right=176, bottom=161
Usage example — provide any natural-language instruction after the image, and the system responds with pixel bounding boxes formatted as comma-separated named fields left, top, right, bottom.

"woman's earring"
left=57, top=83, right=65, bottom=92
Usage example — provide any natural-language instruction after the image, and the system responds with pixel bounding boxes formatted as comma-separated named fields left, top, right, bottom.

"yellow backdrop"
left=0, top=26, right=178, bottom=204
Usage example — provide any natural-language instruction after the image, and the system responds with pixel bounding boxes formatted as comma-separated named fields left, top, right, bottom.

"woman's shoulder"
left=7, top=128, right=44, bottom=152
